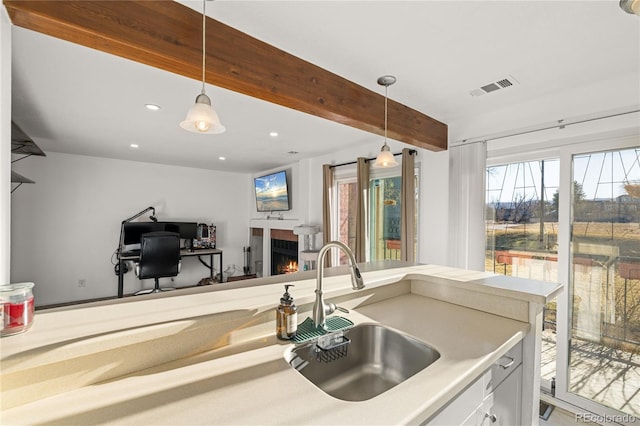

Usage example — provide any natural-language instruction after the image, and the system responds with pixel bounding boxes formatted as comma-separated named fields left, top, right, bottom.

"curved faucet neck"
left=313, top=240, right=364, bottom=329
left=316, top=241, right=355, bottom=291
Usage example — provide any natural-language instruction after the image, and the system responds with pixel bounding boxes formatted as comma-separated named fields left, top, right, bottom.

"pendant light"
left=180, top=0, right=226, bottom=134
left=620, top=0, right=640, bottom=15
left=373, top=75, right=398, bottom=168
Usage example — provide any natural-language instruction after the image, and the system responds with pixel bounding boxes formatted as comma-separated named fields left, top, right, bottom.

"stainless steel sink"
left=285, top=323, right=440, bottom=401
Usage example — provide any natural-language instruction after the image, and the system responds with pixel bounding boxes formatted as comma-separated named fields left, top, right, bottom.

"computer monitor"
left=121, top=221, right=198, bottom=246
left=122, top=222, right=165, bottom=245
left=159, top=222, right=198, bottom=249
left=176, top=222, right=198, bottom=240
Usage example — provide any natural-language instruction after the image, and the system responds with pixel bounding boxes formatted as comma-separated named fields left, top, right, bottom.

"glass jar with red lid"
left=1, top=282, right=35, bottom=337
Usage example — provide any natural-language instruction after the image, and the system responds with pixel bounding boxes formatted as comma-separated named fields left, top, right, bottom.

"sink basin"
left=285, top=323, right=440, bottom=401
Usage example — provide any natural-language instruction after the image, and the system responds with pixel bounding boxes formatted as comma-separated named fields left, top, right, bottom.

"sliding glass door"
left=487, top=141, right=639, bottom=423
left=560, top=147, right=640, bottom=420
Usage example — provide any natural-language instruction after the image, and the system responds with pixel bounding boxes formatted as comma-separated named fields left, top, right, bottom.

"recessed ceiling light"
left=130, top=144, right=139, bottom=148
left=145, top=104, right=161, bottom=111
left=269, top=132, right=279, bottom=137
left=218, top=156, right=226, bottom=161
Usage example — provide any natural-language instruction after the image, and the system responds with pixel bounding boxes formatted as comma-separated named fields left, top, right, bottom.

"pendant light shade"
left=373, top=75, right=398, bottom=168
left=181, top=0, right=226, bottom=134
left=373, top=143, right=398, bottom=168
left=620, top=0, right=640, bottom=15
left=180, top=93, right=225, bottom=134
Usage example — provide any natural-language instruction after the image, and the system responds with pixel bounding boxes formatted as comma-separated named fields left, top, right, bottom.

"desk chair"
left=135, top=231, right=181, bottom=295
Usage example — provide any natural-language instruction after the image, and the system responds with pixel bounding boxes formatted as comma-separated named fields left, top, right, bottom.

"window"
left=485, top=159, right=560, bottom=390
left=336, top=178, right=357, bottom=265
left=334, top=162, right=418, bottom=264
left=370, top=176, right=402, bottom=260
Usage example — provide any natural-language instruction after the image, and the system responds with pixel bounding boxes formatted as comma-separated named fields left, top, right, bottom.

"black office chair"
left=134, top=231, right=181, bottom=295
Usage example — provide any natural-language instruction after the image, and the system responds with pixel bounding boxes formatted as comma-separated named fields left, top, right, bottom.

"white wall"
left=11, top=152, right=250, bottom=306
left=1, top=8, right=11, bottom=284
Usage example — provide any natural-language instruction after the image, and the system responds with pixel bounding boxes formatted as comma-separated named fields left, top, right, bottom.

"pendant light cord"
left=201, top=0, right=206, bottom=95
left=384, top=85, right=388, bottom=144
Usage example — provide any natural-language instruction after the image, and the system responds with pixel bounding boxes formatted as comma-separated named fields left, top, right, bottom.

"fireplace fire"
left=282, top=261, right=298, bottom=274
left=271, top=229, right=299, bottom=276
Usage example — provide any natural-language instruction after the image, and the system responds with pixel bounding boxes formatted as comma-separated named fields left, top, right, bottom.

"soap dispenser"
left=276, top=284, right=297, bottom=340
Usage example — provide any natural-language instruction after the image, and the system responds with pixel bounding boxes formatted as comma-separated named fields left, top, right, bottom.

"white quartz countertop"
left=1, top=264, right=560, bottom=425
left=2, top=298, right=528, bottom=424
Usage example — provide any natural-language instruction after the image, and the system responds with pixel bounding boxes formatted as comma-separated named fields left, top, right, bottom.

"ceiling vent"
left=470, top=75, right=519, bottom=97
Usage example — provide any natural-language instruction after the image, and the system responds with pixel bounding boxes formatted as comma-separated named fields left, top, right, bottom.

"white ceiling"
left=10, top=1, right=640, bottom=174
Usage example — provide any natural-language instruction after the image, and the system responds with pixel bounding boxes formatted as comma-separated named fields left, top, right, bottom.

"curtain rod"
left=450, top=107, right=640, bottom=147
left=329, top=149, right=417, bottom=169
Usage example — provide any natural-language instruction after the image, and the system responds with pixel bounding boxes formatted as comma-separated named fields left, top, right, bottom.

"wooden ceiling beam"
left=4, top=0, right=447, bottom=151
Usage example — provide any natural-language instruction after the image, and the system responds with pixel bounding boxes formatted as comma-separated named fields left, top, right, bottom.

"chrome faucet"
left=313, top=241, right=365, bottom=329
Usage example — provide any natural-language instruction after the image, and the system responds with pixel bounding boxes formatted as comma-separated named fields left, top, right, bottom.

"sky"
left=486, top=148, right=640, bottom=203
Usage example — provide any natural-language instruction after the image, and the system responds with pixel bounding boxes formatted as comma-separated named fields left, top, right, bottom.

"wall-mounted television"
left=254, top=170, right=290, bottom=212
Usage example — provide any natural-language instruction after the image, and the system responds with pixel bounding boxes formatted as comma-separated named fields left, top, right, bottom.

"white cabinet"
left=426, top=377, right=485, bottom=425
left=480, top=365, right=522, bottom=426
left=425, top=342, right=523, bottom=426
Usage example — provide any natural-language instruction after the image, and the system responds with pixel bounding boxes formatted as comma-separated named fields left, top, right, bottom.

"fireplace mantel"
left=249, top=218, right=302, bottom=231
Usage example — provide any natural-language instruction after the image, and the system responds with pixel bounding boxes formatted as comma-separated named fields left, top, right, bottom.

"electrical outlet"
left=78, top=279, right=86, bottom=288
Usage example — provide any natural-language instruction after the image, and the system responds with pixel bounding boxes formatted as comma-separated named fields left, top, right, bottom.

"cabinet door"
left=480, top=365, right=522, bottom=426
left=461, top=405, right=483, bottom=426
left=424, top=378, right=484, bottom=425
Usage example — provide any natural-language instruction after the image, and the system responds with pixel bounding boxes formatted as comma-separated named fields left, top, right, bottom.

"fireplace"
left=249, top=225, right=302, bottom=277
left=270, top=229, right=299, bottom=275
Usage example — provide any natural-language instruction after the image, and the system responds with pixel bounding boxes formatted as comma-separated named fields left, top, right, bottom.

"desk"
left=117, top=248, right=223, bottom=298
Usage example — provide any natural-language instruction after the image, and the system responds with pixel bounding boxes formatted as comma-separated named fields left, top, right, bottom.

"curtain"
left=448, top=141, right=487, bottom=270
left=355, top=157, right=369, bottom=263
left=400, top=148, right=416, bottom=262
left=322, top=164, right=333, bottom=267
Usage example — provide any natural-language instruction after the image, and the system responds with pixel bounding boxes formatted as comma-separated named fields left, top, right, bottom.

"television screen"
left=254, top=170, right=290, bottom=212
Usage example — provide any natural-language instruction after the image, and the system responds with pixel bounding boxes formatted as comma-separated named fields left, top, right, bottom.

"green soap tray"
left=293, top=316, right=354, bottom=344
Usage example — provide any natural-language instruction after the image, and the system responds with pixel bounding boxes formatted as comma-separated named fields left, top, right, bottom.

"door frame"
left=554, top=135, right=639, bottom=425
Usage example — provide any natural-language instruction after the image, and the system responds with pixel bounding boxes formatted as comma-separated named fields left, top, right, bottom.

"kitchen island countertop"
left=1, top=263, right=562, bottom=425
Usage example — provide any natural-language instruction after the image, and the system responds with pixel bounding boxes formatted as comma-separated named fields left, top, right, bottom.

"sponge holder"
left=293, top=316, right=354, bottom=343
left=315, top=333, right=350, bottom=362
left=293, top=316, right=354, bottom=363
